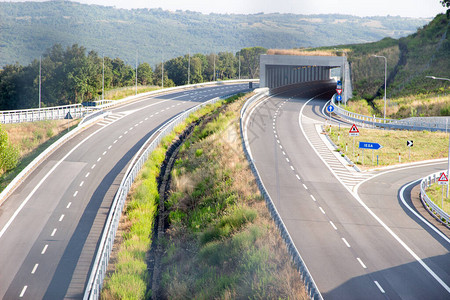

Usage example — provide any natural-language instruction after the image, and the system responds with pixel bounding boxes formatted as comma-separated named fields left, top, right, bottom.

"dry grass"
left=267, top=48, right=345, bottom=57
left=104, top=85, right=160, bottom=101
left=425, top=183, right=450, bottom=214
left=4, top=119, right=79, bottom=157
left=327, top=125, right=449, bottom=170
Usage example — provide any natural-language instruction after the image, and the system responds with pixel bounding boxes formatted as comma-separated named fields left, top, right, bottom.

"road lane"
left=246, top=81, right=450, bottom=299
left=0, top=83, right=250, bottom=299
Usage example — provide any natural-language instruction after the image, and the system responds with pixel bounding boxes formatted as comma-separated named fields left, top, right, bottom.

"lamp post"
left=373, top=55, right=387, bottom=120
left=39, top=56, right=42, bottom=109
left=102, top=55, right=104, bottom=101
left=427, top=76, right=450, bottom=197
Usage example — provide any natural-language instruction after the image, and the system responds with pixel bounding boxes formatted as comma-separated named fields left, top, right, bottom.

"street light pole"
left=188, top=50, right=190, bottom=85
left=102, top=55, right=104, bottom=101
left=373, top=55, right=387, bottom=120
left=135, top=50, right=138, bottom=96
left=427, top=75, right=450, bottom=197
left=39, top=56, right=42, bottom=109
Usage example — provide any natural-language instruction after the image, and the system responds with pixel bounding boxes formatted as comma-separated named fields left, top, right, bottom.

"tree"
left=137, top=63, right=153, bottom=85
left=237, top=47, right=267, bottom=79
left=442, top=0, right=450, bottom=17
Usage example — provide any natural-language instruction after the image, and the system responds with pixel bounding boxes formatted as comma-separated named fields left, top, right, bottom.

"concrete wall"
left=260, top=54, right=352, bottom=102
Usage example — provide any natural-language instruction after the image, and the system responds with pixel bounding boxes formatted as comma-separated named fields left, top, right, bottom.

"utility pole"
left=162, top=56, right=164, bottom=89
left=188, top=50, right=190, bottom=85
left=39, top=56, right=42, bottom=109
left=102, top=55, right=104, bottom=100
left=213, top=54, right=216, bottom=82
left=135, top=50, right=138, bottom=96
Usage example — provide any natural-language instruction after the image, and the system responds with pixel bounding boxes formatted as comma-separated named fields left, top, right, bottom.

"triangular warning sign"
left=349, top=124, right=359, bottom=133
left=438, top=172, right=448, bottom=182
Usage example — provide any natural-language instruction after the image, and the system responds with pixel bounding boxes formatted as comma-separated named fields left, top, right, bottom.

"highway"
left=245, top=81, right=450, bottom=299
left=0, top=83, right=251, bottom=299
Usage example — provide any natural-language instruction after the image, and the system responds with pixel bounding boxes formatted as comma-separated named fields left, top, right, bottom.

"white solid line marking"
left=41, top=244, right=48, bottom=254
left=31, top=263, right=38, bottom=274
left=330, top=221, right=337, bottom=230
left=97, top=157, right=101, bottom=162
left=59, top=214, right=64, bottom=222
left=357, top=258, right=367, bottom=269
left=73, top=191, right=78, bottom=197
left=374, top=281, right=385, bottom=293
left=19, top=286, right=27, bottom=297
left=91, top=164, right=96, bottom=169
left=319, top=207, right=326, bottom=214
left=310, top=195, right=316, bottom=202
left=51, top=228, right=57, bottom=237
left=103, top=151, right=107, bottom=155
left=296, top=174, right=301, bottom=180
left=342, top=238, right=351, bottom=247
left=302, top=184, right=308, bottom=190
left=80, top=181, right=84, bottom=187
left=67, top=202, right=72, bottom=209
left=290, top=165, right=294, bottom=171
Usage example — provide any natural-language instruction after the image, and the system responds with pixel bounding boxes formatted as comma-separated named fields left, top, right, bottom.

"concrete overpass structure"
left=260, top=54, right=352, bottom=102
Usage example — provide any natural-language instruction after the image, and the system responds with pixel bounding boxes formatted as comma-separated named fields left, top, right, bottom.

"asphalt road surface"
left=0, top=83, right=251, bottom=299
left=246, top=81, right=450, bottom=299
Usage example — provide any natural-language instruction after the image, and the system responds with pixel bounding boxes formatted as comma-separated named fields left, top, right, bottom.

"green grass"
left=327, top=125, right=449, bottom=169
left=425, top=183, right=450, bottom=215
left=161, top=95, right=308, bottom=299
left=101, top=93, right=251, bottom=299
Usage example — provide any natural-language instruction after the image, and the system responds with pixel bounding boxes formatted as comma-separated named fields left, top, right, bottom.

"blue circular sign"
left=336, top=95, right=342, bottom=102
left=327, top=105, right=334, bottom=113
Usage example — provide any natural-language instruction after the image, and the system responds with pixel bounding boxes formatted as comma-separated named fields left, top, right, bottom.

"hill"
left=0, top=1, right=430, bottom=67
left=312, top=13, right=449, bottom=100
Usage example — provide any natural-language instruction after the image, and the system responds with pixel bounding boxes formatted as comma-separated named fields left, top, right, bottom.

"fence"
left=240, top=90, right=323, bottom=300
left=83, top=92, right=241, bottom=299
left=420, top=171, right=450, bottom=226
left=330, top=95, right=450, bottom=132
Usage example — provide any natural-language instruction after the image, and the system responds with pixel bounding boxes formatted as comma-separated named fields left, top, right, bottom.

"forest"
left=0, top=44, right=266, bottom=110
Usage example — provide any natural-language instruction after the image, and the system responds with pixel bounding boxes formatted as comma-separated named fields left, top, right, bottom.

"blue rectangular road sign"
left=359, top=142, right=383, bottom=150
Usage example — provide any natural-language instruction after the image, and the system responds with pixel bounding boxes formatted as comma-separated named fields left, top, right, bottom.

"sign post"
left=359, top=142, right=383, bottom=165
left=438, top=172, right=448, bottom=208
left=407, top=140, right=413, bottom=160
left=326, top=105, right=334, bottom=133
left=65, top=111, right=73, bottom=132
left=349, top=124, right=359, bottom=158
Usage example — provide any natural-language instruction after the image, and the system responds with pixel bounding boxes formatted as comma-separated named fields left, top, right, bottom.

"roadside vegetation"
left=101, top=94, right=307, bottom=299
left=425, top=183, right=450, bottom=215
left=327, top=125, right=449, bottom=170
left=104, top=86, right=161, bottom=101
left=0, top=119, right=78, bottom=191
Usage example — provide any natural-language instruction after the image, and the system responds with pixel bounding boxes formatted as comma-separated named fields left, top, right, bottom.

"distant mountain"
left=0, top=1, right=430, bottom=67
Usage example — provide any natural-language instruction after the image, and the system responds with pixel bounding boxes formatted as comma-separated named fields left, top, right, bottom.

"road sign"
left=359, top=142, right=383, bottom=150
left=337, top=80, right=342, bottom=89
left=349, top=124, right=359, bottom=136
left=327, top=105, right=334, bottom=113
left=336, top=88, right=342, bottom=95
left=438, top=172, right=449, bottom=185
left=407, top=140, right=413, bottom=147
left=336, top=95, right=342, bottom=102
left=64, top=112, right=73, bottom=120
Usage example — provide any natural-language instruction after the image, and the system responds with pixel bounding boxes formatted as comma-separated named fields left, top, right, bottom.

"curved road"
left=246, top=81, right=450, bottom=299
left=0, top=83, right=251, bottom=299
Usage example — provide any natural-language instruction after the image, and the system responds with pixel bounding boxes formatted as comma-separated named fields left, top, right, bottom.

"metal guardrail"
left=330, top=95, right=450, bottom=132
left=240, top=91, right=323, bottom=300
left=0, top=80, right=259, bottom=124
left=420, top=171, right=450, bottom=226
left=83, top=92, right=242, bottom=300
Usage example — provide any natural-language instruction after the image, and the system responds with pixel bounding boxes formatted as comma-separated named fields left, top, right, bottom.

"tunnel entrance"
left=260, top=54, right=351, bottom=102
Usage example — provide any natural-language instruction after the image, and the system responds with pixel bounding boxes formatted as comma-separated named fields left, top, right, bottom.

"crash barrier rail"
left=240, top=90, right=323, bottom=300
left=83, top=91, right=242, bottom=299
left=330, top=95, right=450, bottom=132
left=420, top=171, right=450, bottom=226
left=0, top=79, right=259, bottom=124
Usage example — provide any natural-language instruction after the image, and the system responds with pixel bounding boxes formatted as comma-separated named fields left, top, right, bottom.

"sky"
left=0, top=0, right=446, bottom=18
